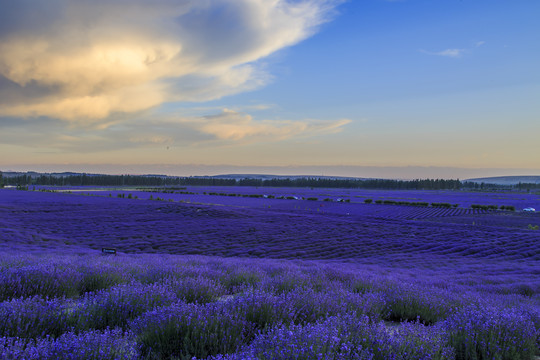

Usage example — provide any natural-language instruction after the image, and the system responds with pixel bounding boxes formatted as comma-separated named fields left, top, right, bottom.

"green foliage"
left=527, top=224, right=539, bottom=230
left=382, top=284, right=461, bottom=325
left=72, top=284, right=178, bottom=331
left=471, top=204, right=490, bottom=211
left=0, top=266, right=80, bottom=301
left=164, top=277, right=227, bottom=304
left=0, top=173, right=476, bottom=190
left=132, top=303, right=247, bottom=360
left=431, top=202, right=452, bottom=208
left=220, top=270, right=261, bottom=294
left=77, top=268, right=129, bottom=295
left=445, top=306, right=537, bottom=360
left=364, top=199, right=373, bottom=204
left=0, top=297, right=72, bottom=339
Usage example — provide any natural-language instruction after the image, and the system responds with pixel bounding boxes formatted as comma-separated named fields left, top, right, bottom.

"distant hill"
left=1, top=171, right=81, bottom=178
left=3, top=171, right=539, bottom=186
left=207, top=174, right=366, bottom=181
left=465, top=176, right=540, bottom=185
left=1, top=171, right=168, bottom=178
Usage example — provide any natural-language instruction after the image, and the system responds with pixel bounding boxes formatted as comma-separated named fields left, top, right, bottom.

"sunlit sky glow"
left=1, top=0, right=539, bottom=179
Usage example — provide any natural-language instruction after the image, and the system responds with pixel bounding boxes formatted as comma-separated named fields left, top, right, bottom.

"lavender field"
left=1, top=187, right=539, bottom=359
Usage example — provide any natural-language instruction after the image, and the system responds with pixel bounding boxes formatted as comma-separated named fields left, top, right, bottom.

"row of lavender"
left=0, top=190, right=540, bottom=264
left=34, top=185, right=540, bottom=211
left=1, top=189, right=539, bottom=264
left=1, top=252, right=538, bottom=359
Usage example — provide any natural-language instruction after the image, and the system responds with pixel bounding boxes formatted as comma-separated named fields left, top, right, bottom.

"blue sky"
left=1, top=0, right=539, bottom=178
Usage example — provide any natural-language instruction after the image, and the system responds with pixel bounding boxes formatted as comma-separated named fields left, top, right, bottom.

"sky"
left=1, top=0, right=539, bottom=179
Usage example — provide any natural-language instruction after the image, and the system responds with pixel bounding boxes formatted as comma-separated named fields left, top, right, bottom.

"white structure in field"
left=523, top=207, right=536, bottom=212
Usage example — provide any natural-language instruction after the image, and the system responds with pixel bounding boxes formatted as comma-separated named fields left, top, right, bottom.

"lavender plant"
left=0, top=328, right=137, bottom=360
left=212, top=314, right=455, bottom=360
left=222, top=290, right=296, bottom=337
left=163, top=276, right=227, bottom=303
left=0, top=264, right=80, bottom=301
left=382, top=282, right=464, bottom=324
left=444, top=305, right=538, bottom=360
left=130, top=301, right=249, bottom=360
left=71, top=282, right=179, bottom=331
left=0, top=296, right=71, bottom=339
left=77, top=264, right=131, bottom=294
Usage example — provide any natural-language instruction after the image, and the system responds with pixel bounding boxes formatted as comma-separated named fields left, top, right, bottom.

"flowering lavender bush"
left=211, top=316, right=376, bottom=360
left=212, top=314, right=455, bottom=360
left=222, top=290, right=296, bottom=337
left=0, top=264, right=80, bottom=301
left=219, top=267, right=263, bottom=293
left=0, top=328, right=137, bottom=359
left=382, top=282, right=465, bottom=324
left=163, top=276, right=227, bottom=303
left=71, top=282, right=179, bottom=331
left=130, top=302, right=249, bottom=359
left=258, top=271, right=314, bottom=294
left=0, top=296, right=71, bottom=338
left=77, top=264, right=131, bottom=294
left=284, top=288, right=387, bottom=324
left=444, top=305, right=538, bottom=359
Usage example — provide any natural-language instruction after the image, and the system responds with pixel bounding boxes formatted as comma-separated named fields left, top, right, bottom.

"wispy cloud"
left=420, top=48, right=466, bottom=58
left=0, top=109, right=351, bottom=152
left=180, top=109, right=351, bottom=143
left=420, top=40, right=485, bottom=58
left=0, top=0, right=341, bottom=123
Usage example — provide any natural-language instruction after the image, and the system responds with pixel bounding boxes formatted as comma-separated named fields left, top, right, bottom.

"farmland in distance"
left=0, top=186, right=539, bottom=359
left=2, top=186, right=539, bottom=263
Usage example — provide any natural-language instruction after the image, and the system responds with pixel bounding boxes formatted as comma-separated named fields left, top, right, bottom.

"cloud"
left=0, top=109, right=351, bottom=152
left=0, top=0, right=340, bottom=122
left=421, top=41, right=486, bottom=59
left=434, top=48, right=465, bottom=58
left=181, top=109, right=351, bottom=143
left=421, top=48, right=466, bottom=58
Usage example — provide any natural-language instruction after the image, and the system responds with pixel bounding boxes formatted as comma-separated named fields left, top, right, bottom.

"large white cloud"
left=0, top=0, right=339, bottom=122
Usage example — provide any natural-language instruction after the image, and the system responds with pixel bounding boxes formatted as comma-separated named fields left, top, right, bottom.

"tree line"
left=2, top=171, right=539, bottom=191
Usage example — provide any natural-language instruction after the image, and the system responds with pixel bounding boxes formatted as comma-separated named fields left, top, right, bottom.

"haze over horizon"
left=3, top=163, right=540, bottom=181
left=1, top=0, right=539, bottom=178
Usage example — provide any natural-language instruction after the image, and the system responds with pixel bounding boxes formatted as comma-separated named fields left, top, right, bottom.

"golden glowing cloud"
left=182, top=109, right=351, bottom=143
left=0, top=0, right=338, bottom=122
